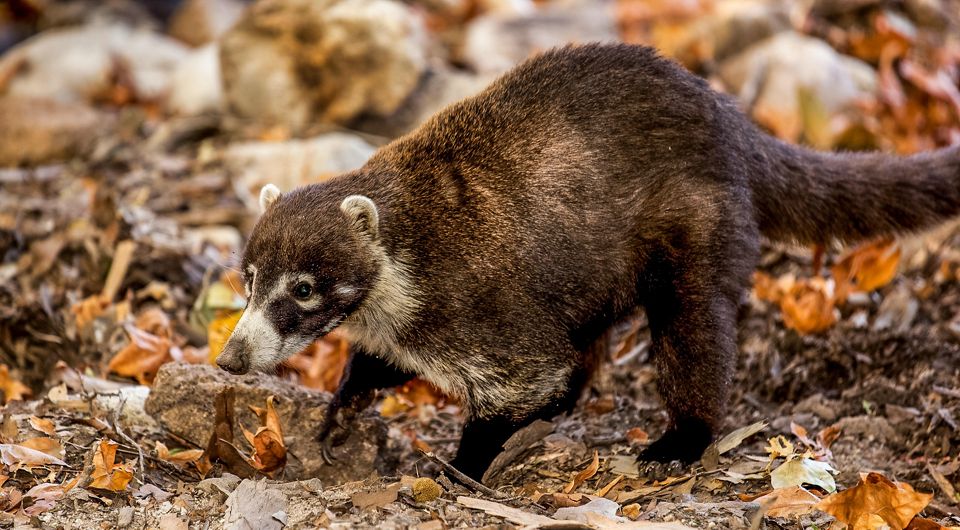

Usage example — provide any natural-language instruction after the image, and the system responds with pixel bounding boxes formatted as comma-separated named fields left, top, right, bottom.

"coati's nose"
left=216, top=341, right=250, bottom=375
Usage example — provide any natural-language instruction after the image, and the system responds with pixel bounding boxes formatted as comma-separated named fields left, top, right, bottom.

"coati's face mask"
left=215, top=184, right=380, bottom=375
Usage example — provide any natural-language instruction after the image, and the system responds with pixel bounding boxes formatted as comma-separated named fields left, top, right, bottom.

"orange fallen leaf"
left=155, top=441, right=204, bottom=465
left=134, top=307, right=172, bottom=338
left=756, top=486, right=820, bottom=518
left=284, top=332, right=349, bottom=392
left=564, top=450, right=600, bottom=494
left=108, top=324, right=172, bottom=385
left=0, top=365, right=31, bottom=404
left=242, top=395, right=287, bottom=476
left=817, top=472, right=932, bottom=530
left=833, top=238, right=901, bottom=303
left=19, top=438, right=64, bottom=461
left=70, top=294, right=110, bottom=330
left=207, top=310, right=242, bottom=364
left=626, top=427, right=649, bottom=444
left=88, top=439, right=134, bottom=492
left=780, top=277, right=836, bottom=334
left=28, top=417, right=56, bottom=437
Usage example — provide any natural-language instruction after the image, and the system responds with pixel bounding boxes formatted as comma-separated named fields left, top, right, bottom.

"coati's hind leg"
left=318, top=347, right=414, bottom=462
left=638, top=246, right=749, bottom=467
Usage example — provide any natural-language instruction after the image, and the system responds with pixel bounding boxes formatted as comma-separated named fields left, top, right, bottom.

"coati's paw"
left=636, top=460, right=687, bottom=481
left=635, top=419, right=713, bottom=478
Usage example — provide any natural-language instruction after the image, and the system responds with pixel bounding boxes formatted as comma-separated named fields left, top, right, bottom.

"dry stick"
left=418, top=450, right=509, bottom=500
left=111, top=403, right=145, bottom=484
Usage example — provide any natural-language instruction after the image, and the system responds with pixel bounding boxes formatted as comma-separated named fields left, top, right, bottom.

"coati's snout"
left=216, top=337, right=250, bottom=374
left=215, top=184, right=384, bottom=375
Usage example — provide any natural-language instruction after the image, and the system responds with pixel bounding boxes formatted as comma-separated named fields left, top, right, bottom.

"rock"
left=718, top=32, right=877, bottom=142
left=353, top=66, right=494, bottom=137
left=144, top=363, right=388, bottom=482
left=224, top=480, right=286, bottom=530
left=0, top=97, right=111, bottom=167
left=168, top=0, right=248, bottom=46
left=92, top=385, right=158, bottom=430
left=219, top=0, right=428, bottom=135
left=459, top=4, right=618, bottom=74
left=167, top=43, right=224, bottom=115
left=0, top=23, right=188, bottom=104
left=658, top=0, right=792, bottom=68
left=223, top=133, right=376, bottom=210
left=872, top=284, right=918, bottom=333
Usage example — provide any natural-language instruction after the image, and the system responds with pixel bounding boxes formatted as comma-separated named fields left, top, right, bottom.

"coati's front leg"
left=318, top=347, right=414, bottom=462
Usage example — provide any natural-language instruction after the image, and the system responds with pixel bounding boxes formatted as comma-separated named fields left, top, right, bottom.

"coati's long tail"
left=749, top=136, right=960, bottom=244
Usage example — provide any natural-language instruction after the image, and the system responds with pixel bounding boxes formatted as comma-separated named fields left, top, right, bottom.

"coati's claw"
left=636, top=459, right=686, bottom=482
left=320, top=439, right=338, bottom=465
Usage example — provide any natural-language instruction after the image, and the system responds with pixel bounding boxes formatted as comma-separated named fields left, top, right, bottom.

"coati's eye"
left=293, top=282, right=313, bottom=300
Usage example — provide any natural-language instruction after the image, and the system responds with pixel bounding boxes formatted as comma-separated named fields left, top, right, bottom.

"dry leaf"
left=780, top=277, right=837, bottom=334
left=284, top=332, right=350, bottom=392
left=155, top=442, right=204, bottom=465
left=28, top=417, right=56, bottom=437
left=351, top=482, right=401, bottom=510
left=207, top=310, right=242, bottom=364
left=0, top=443, right=68, bottom=471
left=19, top=438, right=64, bottom=461
left=20, top=483, right=64, bottom=516
left=756, top=486, right=820, bottom=518
left=0, top=365, right=31, bottom=404
left=70, top=294, right=110, bottom=330
left=88, top=439, right=134, bottom=492
left=108, top=324, right=172, bottom=385
left=564, top=450, right=600, bottom=494
left=817, top=472, right=932, bottom=530
left=626, top=427, right=649, bottom=444
left=766, top=436, right=795, bottom=460
left=242, top=395, right=287, bottom=476
left=833, top=239, right=901, bottom=303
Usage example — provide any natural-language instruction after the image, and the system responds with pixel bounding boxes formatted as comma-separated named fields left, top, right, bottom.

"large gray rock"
left=219, top=0, right=428, bottom=135
left=353, top=66, right=494, bottom=138
left=459, top=4, right=618, bottom=74
left=662, top=0, right=792, bottom=67
left=0, top=23, right=188, bottom=104
left=167, top=43, right=224, bottom=115
left=145, top=363, right=389, bottom=483
left=223, top=133, right=376, bottom=210
left=718, top=32, right=877, bottom=142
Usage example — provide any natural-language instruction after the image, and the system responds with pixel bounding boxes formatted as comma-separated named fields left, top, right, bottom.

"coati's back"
left=359, top=44, right=758, bottom=341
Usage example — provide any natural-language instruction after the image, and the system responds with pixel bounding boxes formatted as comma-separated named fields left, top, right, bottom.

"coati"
left=216, top=43, right=960, bottom=481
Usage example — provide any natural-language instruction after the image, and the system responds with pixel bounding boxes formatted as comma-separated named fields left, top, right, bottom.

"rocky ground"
left=1, top=0, right=959, bottom=528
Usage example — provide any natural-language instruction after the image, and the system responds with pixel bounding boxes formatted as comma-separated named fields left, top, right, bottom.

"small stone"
left=412, top=477, right=442, bottom=503
left=117, top=506, right=134, bottom=527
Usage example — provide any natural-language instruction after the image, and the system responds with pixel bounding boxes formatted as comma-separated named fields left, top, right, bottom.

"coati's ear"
left=340, top=195, right=379, bottom=240
left=259, top=184, right=282, bottom=213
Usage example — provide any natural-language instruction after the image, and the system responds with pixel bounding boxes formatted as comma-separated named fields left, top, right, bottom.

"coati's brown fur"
left=218, top=43, right=960, bottom=481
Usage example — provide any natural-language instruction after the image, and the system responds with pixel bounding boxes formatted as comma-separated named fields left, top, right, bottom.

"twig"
left=418, top=450, right=509, bottom=500
left=111, top=405, right=145, bottom=484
